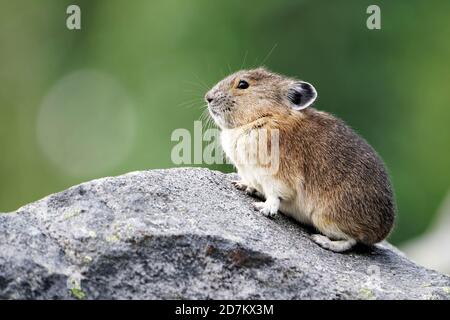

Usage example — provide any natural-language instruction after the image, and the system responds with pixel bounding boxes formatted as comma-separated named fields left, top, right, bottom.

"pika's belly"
left=279, top=195, right=314, bottom=226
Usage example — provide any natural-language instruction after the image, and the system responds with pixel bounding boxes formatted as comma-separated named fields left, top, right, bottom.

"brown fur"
left=205, top=67, right=395, bottom=246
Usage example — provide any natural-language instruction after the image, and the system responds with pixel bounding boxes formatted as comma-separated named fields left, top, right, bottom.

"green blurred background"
left=1, top=0, right=449, bottom=245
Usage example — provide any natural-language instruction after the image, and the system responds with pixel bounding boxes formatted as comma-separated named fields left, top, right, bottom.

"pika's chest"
left=221, top=129, right=264, bottom=168
left=221, top=129, right=313, bottom=224
left=221, top=128, right=280, bottom=187
left=220, top=129, right=242, bottom=164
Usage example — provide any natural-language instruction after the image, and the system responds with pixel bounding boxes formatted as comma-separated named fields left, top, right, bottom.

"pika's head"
left=205, top=67, right=317, bottom=129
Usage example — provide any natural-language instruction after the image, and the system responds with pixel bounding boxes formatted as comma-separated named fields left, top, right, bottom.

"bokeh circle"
left=37, top=70, right=136, bottom=178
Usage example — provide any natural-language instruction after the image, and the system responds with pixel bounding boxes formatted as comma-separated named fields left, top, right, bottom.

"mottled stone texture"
left=1, top=168, right=449, bottom=299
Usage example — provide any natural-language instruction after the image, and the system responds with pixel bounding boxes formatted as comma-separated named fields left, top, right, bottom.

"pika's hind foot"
left=311, top=234, right=357, bottom=253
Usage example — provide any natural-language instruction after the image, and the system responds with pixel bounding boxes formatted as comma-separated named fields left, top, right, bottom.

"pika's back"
left=276, top=108, right=396, bottom=244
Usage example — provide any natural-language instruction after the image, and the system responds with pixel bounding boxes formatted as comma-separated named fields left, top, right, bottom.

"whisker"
left=176, top=96, right=205, bottom=110
left=182, top=89, right=204, bottom=95
left=176, top=97, right=203, bottom=106
left=183, top=80, right=208, bottom=91
left=179, top=96, right=203, bottom=102
left=199, top=107, right=217, bottom=132
left=240, top=50, right=248, bottom=70
left=260, top=43, right=278, bottom=67
left=191, top=72, right=210, bottom=91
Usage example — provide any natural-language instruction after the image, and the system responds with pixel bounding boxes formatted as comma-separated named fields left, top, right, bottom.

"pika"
left=205, top=67, right=395, bottom=252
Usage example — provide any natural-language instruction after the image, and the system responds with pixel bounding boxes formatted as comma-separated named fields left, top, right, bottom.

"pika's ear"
left=287, top=81, right=317, bottom=110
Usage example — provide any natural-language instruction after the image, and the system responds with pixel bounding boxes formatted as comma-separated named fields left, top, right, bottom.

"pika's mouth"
left=208, top=105, right=220, bottom=116
left=207, top=103, right=232, bottom=129
left=208, top=102, right=230, bottom=116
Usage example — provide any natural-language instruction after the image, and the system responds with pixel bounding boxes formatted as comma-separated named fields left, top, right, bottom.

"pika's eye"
left=237, top=80, right=249, bottom=89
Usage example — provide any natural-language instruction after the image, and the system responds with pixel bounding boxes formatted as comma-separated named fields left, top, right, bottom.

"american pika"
left=205, top=67, right=395, bottom=252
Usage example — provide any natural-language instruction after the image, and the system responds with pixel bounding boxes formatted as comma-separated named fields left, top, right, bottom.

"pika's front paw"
left=231, top=180, right=248, bottom=191
left=232, top=181, right=261, bottom=197
left=252, top=201, right=278, bottom=218
left=244, top=186, right=259, bottom=196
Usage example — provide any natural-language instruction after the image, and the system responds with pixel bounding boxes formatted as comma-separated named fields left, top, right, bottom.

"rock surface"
left=1, top=168, right=449, bottom=300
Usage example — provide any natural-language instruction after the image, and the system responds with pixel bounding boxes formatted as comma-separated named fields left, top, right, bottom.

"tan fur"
left=205, top=67, right=396, bottom=252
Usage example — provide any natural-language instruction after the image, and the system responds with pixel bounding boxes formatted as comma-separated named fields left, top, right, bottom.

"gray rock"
left=0, top=168, right=449, bottom=300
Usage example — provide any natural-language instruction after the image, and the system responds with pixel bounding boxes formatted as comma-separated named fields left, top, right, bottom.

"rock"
left=0, top=168, right=449, bottom=300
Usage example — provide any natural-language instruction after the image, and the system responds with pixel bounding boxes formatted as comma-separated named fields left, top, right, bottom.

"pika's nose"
left=205, top=93, right=214, bottom=103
